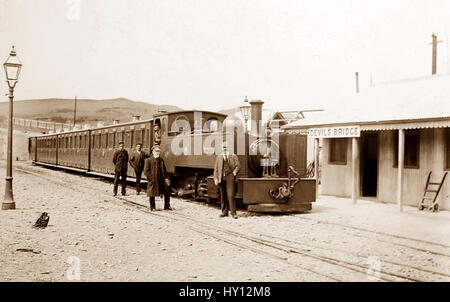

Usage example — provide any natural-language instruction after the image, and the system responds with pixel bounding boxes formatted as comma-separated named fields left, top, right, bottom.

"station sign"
left=308, top=125, right=360, bottom=138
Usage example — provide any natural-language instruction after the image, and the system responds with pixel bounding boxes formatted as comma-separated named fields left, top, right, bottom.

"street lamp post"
left=239, top=96, right=251, bottom=176
left=2, top=46, right=22, bottom=210
left=239, top=96, right=251, bottom=134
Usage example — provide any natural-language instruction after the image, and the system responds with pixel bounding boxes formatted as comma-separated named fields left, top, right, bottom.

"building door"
left=361, top=132, right=378, bottom=197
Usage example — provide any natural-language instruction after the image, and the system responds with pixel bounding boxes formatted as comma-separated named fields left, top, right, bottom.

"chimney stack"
left=132, top=115, right=141, bottom=122
left=113, top=119, right=120, bottom=125
left=355, top=72, right=359, bottom=94
left=96, top=121, right=104, bottom=128
left=250, top=100, right=264, bottom=137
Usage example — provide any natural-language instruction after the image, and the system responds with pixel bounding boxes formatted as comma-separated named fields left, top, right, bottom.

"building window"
left=446, top=128, right=450, bottom=170
left=394, top=130, right=420, bottom=169
left=329, top=138, right=347, bottom=165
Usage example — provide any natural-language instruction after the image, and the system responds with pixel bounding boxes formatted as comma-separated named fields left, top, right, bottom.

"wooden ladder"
left=418, top=171, right=447, bottom=212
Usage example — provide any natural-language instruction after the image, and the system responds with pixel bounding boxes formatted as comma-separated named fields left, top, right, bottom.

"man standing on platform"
left=213, top=141, right=241, bottom=219
left=129, top=143, right=149, bottom=195
left=112, top=141, right=129, bottom=196
left=144, top=145, right=172, bottom=211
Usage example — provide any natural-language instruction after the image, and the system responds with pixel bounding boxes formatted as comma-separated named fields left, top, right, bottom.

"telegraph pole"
left=430, top=33, right=443, bottom=75
left=73, top=96, right=77, bottom=127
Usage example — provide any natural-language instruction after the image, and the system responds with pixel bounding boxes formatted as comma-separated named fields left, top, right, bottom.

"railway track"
left=289, top=215, right=450, bottom=257
left=10, top=162, right=450, bottom=282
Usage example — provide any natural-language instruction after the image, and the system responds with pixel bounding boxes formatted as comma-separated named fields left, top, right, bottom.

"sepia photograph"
left=0, top=0, right=449, bottom=294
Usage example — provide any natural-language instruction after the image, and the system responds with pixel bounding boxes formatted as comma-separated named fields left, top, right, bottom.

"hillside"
left=0, top=98, right=181, bottom=125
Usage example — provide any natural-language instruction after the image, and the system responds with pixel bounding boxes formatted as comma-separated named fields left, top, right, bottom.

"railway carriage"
left=29, top=103, right=316, bottom=212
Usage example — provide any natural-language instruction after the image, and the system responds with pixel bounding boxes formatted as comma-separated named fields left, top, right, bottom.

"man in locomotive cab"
left=143, top=145, right=172, bottom=211
left=112, top=141, right=129, bottom=196
left=153, top=124, right=161, bottom=145
left=213, top=141, right=241, bottom=219
left=129, top=143, right=150, bottom=195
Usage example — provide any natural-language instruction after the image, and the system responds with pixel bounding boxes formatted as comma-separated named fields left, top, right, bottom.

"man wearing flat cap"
left=144, top=145, right=172, bottom=211
left=112, top=141, right=129, bottom=196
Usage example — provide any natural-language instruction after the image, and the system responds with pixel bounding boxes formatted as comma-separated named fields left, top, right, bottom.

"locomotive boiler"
left=28, top=100, right=316, bottom=212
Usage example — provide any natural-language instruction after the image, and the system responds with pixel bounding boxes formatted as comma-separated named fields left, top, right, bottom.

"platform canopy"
left=283, top=74, right=450, bottom=132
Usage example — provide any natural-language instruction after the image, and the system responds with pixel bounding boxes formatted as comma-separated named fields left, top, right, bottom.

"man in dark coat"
left=129, top=143, right=150, bottom=195
left=143, top=145, right=172, bottom=211
left=213, top=141, right=241, bottom=219
left=112, top=141, right=129, bottom=196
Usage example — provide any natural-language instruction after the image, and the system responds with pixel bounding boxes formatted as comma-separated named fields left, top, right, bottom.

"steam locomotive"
left=28, top=101, right=316, bottom=212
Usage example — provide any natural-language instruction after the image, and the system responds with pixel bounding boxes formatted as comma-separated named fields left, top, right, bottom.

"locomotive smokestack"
left=250, top=100, right=264, bottom=137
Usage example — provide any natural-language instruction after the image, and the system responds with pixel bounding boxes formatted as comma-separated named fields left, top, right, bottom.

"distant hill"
left=0, top=98, right=182, bottom=125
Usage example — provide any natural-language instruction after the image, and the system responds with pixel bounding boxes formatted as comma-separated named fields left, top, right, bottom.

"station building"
left=283, top=74, right=450, bottom=211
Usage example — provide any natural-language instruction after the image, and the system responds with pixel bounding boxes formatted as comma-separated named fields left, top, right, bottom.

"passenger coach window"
left=329, top=138, right=348, bottom=165
left=135, top=130, right=142, bottom=145
left=102, top=134, right=107, bottom=148
left=143, top=129, right=148, bottom=146
left=108, top=133, right=115, bottom=148
left=125, top=131, right=132, bottom=147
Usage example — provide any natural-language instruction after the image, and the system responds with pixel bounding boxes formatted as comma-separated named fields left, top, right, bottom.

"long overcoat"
left=143, top=156, right=169, bottom=197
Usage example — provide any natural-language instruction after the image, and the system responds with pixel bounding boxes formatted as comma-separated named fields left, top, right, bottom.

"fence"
left=12, top=117, right=75, bottom=133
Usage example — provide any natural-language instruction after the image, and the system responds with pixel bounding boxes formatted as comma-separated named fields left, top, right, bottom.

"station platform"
left=309, top=195, right=450, bottom=247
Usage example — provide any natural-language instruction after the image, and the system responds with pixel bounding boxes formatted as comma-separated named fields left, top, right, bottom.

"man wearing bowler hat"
left=112, top=141, right=129, bottom=196
left=213, top=141, right=241, bottom=219
left=144, top=145, right=172, bottom=211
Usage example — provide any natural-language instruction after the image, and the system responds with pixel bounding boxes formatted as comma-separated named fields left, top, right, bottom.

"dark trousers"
left=149, top=193, right=171, bottom=209
left=113, top=170, right=127, bottom=195
left=219, top=173, right=236, bottom=215
left=134, top=168, right=143, bottom=193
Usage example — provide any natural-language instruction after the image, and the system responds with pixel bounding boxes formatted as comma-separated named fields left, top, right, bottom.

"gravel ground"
left=0, top=160, right=449, bottom=282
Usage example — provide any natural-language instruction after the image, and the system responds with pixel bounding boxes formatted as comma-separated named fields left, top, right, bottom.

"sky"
left=1, top=0, right=450, bottom=112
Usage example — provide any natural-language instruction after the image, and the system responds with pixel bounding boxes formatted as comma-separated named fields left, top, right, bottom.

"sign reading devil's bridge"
left=308, top=125, right=360, bottom=138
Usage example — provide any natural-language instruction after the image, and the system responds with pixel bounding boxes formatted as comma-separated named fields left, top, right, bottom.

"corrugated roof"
left=283, top=74, right=450, bottom=129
